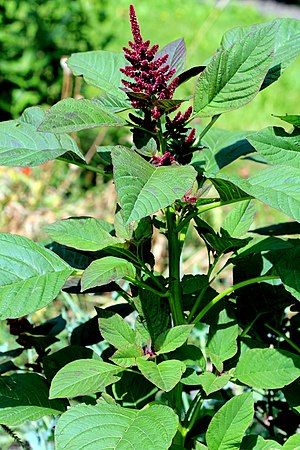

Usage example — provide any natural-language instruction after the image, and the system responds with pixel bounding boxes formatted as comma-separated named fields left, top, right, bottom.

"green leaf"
left=222, top=19, right=300, bottom=90
left=242, top=435, right=283, bottom=449
left=206, top=308, right=239, bottom=372
left=267, top=247, right=300, bottom=300
left=55, top=403, right=178, bottom=450
left=97, top=308, right=136, bottom=350
left=67, top=51, right=127, bottom=98
left=110, top=345, right=144, bottom=368
left=0, top=373, right=66, bottom=426
left=283, top=434, right=300, bottom=450
left=194, top=22, right=276, bottom=116
left=113, top=372, right=157, bottom=408
left=38, top=98, right=127, bottom=133
left=283, top=378, right=300, bottom=414
left=45, top=217, right=124, bottom=251
left=193, top=126, right=254, bottom=177
left=235, top=348, right=300, bottom=389
left=0, top=234, right=73, bottom=319
left=112, top=146, right=196, bottom=224
left=49, top=359, right=123, bottom=399
left=137, top=359, right=186, bottom=392
left=210, top=177, right=250, bottom=202
left=212, top=167, right=300, bottom=221
left=275, top=114, right=300, bottom=128
left=248, top=127, right=300, bottom=169
left=222, top=200, right=255, bottom=237
left=81, top=256, right=136, bottom=290
left=206, top=392, right=254, bottom=450
left=155, top=325, right=194, bottom=355
left=156, top=38, right=186, bottom=75
left=0, top=107, right=84, bottom=167
left=197, top=372, right=231, bottom=396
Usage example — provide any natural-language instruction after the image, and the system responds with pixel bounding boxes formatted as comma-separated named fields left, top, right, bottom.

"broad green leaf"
left=0, top=106, right=84, bottom=167
left=267, top=247, right=300, bottom=300
left=233, top=236, right=294, bottom=259
left=67, top=51, right=127, bottom=97
left=206, top=392, right=254, bottom=450
left=194, top=22, right=276, bottom=116
left=213, top=167, right=300, bottom=221
left=93, top=93, right=131, bottom=112
left=43, top=345, right=95, bottom=381
left=0, top=234, right=73, bottom=319
left=97, top=308, right=136, bottom=350
left=49, top=359, right=123, bottom=399
left=235, top=348, right=300, bottom=389
left=197, top=372, right=231, bottom=396
left=206, top=308, right=239, bottom=372
left=137, top=359, right=186, bottom=392
left=55, top=403, right=178, bottom=450
left=168, top=344, right=205, bottom=370
left=110, top=345, right=144, bottom=368
left=275, top=114, right=300, bottom=128
left=38, top=98, right=126, bottom=133
left=0, top=373, right=66, bottom=426
left=248, top=127, right=300, bottom=169
left=112, top=146, right=196, bottom=224
left=45, top=217, right=124, bottom=251
left=155, top=325, right=194, bottom=355
left=210, top=177, right=250, bottom=202
left=283, top=434, right=300, bottom=449
left=81, top=256, right=136, bottom=290
left=193, top=126, right=254, bottom=177
left=242, top=435, right=282, bottom=450
left=222, top=200, right=255, bottom=237
left=222, top=19, right=300, bottom=90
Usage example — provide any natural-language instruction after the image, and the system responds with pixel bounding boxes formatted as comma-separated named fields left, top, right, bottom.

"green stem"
left=265, top=323, right=300, bottom=354
left=196, top=114, right=221, bottom=141
left=192, top=276, right=281, bottom=325
left=182, top=392, right=203, bottom=440
left=166, top=207, right=185, bottom=325
left=124, top=276, right=169, bottom=298
left=57, top=157, right=105, bottom=174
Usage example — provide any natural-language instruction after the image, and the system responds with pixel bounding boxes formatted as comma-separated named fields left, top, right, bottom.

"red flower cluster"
left=120, top=5, right=179, bottom=118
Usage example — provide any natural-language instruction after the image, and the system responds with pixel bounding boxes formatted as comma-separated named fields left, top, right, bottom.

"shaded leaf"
left=235, top=348, right=300, bottom=389
left=250, top=222, right=300, bottom=236
left=0, top=234, right=73, bottom=319
left=222, top=200, right=255, bottom=237
left=275, top=114, right=300, bottom=128
left=155, top=38, right=186, bottom=75
left=267, top=247, right=300, bottom=300
left=55, top=403, right=178, bottom=450
left=206, top=392, right=254, bottom=450
left=241, top=435, right=283, bottom=450
left=113, top=371, right=157, bottom=408
left=112, top=146, right=196, bottom=224
left=0, top=373, right=66, bottom=426
left=81, top=256, right=136, bottom=290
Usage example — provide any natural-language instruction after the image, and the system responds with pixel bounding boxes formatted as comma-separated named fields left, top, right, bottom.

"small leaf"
left=282, top=434, right=300, bottom=449
left=206, top=392, right=254, bottom=450
left=155, top=325, right=194, bottom=354
left=38, top=98, right=126, bottom=133
left=97, top=308, right=136, bottom=350
left=275, top=114, right=300, bottom=128
left=113, top=372, right=157, bottom=408
left=155, top=38, right=186, bottom=75
left=222, top=200, right=255, bottom=237
left=267, top=246, right=300, bottom=300
left=137, top=359, right=186, bottom=392
left=112, top=146, right=196, bottom=224
left=198, top=372, right=231, bottom=396
left=212, top=167, right=300, bottom=222
left=0, top=234, right=73, bottom=319
left=210, top=177, right=250, bottom=202
left=45, top=217, right=124, bottom=251
left=241, top=435, right=283, bottom=450
left=0, top=107, right=84, bottom=167
left=235, top=348, right=300, bottom=389
left=81, top=256, right=136, bottom=291
left=0, top=373, right=66, bottom=426
left=67, top=51, right=127, bottom=97
left=49, top=359, right=123, bottom=398
left=248, top=127, right=300, bottom=169
left=194, top=22, right=276, bottom=116
left=55, top=403, right=178, bottom=450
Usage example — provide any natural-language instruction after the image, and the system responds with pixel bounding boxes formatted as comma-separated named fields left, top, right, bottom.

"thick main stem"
left=166, top=207, right=185, bottom=326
